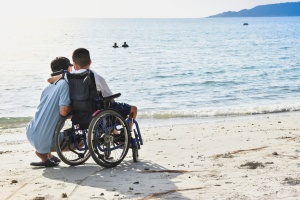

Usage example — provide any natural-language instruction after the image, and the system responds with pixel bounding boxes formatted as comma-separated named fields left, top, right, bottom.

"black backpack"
left=67, top=70, right=100, bottom=128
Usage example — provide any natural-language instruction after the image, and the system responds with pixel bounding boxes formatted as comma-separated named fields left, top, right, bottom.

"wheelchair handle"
left=51, top=69, right=69, bottom=76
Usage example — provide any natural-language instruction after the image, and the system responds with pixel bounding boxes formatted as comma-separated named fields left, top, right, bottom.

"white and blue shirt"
left=26, top=79, right=71, bottom=154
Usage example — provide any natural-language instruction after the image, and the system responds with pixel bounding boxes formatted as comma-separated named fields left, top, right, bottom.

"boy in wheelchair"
left=49, top=50, right=143, bottom=167
left=48, top=48, right=138, bottom=130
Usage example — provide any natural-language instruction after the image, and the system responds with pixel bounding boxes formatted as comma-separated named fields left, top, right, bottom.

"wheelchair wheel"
left=130, top=122, right=141, bottom=162
left=88, top=109, right=130, bottom=168
left=54, top=115, right=90, bottom=166
left=132, top=146, right=139, bottom=162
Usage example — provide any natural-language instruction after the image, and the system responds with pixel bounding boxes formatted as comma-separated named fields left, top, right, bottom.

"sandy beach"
left=1, top=112, right=300, bottom=200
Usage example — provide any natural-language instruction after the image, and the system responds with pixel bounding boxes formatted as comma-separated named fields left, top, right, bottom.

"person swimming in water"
left=122, top=42, right=129, bottom=48
left=112, top=43, right=119, bottom=48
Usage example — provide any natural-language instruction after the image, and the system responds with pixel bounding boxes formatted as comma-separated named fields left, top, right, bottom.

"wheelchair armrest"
left=103, top=93, right=121, bottom=101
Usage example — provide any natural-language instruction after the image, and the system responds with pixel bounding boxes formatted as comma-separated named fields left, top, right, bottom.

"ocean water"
left=0, top=17, right=300, bottom=127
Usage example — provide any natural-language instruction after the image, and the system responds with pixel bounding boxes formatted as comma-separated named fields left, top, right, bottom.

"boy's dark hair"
left=50, top=57, right=73, bottom=72
left=72, top=48, right=91, bottom=68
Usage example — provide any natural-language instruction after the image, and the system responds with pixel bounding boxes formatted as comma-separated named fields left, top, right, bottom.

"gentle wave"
left=1, top=104, right=299, bottom=129
left=138, top=103, right=300, bottom=119
left=0, top=117, right=31, bottom=129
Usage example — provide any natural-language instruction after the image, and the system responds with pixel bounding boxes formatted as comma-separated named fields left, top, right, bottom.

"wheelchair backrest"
left=67, top=70, right=99, bottom=127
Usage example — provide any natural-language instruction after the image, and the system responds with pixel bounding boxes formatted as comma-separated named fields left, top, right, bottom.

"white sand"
left=1, top=113, right=300, bottom=200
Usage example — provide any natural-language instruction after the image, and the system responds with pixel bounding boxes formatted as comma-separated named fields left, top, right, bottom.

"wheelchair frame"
left=53, top=69, right=143, bottom=167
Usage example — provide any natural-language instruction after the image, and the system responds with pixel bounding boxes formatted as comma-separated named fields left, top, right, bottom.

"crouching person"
left=26, top=57, right=72, bottom=167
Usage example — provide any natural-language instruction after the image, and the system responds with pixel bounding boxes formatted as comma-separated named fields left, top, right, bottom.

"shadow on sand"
left=42, top=159, right=198, bottom=199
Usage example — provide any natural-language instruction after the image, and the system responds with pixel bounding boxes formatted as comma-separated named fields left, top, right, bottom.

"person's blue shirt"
left=26, top=79, right=70, bottom=154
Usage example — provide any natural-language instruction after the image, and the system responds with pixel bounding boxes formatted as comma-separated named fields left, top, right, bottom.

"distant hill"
left=209, top=2, right=300, bottom=17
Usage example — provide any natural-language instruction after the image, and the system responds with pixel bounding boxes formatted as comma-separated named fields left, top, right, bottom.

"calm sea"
left=0, top=17, right=300, bottom=127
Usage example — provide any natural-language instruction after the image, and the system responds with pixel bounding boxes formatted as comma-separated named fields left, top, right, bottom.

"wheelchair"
left=52, top=69, right=143, bottom=168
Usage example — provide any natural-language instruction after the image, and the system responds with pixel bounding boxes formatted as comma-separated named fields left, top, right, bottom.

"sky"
left=0, top=0, right=299, bottom=18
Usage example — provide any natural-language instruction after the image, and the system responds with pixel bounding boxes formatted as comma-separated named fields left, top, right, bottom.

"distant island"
left=209, top=1, right=300, bottom=17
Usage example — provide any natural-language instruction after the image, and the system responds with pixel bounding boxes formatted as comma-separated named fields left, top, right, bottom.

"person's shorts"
left=109, top=101, right=131, bottom=119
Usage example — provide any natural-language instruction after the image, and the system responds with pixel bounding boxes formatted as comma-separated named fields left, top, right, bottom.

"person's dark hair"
left=72, top=48, right=91, bottom=68
left=50, top=57, right=73, bottom=72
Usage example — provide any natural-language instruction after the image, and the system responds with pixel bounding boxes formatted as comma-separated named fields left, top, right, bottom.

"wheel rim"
left=55, top=116, right=90, bottom=165
left=89, top=110, right=130, bottom=167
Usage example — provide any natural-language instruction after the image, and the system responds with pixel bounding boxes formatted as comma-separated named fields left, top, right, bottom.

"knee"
left=131, top=106, right=137, bottom=114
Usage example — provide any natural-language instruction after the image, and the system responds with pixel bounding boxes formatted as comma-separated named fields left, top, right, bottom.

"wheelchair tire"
left=54, top=115, right=90, bottom=166
left=88, top=109, right=130, bottom=168
left=132, top=146, right=139, bottom=162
